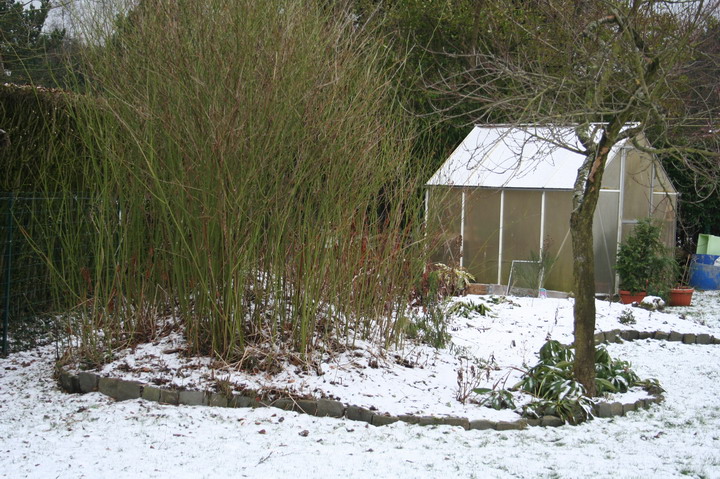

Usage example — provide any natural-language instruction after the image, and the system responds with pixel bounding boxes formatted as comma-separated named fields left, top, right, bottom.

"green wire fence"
left=1, top=193, right=91, bottom=356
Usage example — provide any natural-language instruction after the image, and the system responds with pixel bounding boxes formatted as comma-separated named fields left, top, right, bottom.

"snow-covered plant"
left=407, top=265, right=478, bottom=349
left=594, top=346, right=640, bottom=394
left=412, top=263, right=475, bottom=306
left=618, top=310, right=636, bottom=325
left=512, top=340, right=654, bottom=424
left=456, top=356, right=496, bottom=403
left=405, top=304, right=451, bottom=349
left=473, top=389, right=516, bottom=410
left=522, top=396, right=593, bottom=424
left=446, top=300, right=491, bottom=319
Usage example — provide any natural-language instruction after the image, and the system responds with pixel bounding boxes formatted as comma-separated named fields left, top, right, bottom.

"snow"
left=2, top=292, right=720, bottom=478
left=425, top=125, right=629, bottom=189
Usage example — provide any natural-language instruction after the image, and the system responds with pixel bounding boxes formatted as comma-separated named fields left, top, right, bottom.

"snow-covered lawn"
left=2, top=292, right=720, bottom=478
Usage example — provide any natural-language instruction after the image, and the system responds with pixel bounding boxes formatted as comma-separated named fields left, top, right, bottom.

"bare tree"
left=428, top=0, right=720, bottom=395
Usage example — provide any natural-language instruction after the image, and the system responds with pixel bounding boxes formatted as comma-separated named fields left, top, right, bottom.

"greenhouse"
left=425, top=125, right=677, bottom=294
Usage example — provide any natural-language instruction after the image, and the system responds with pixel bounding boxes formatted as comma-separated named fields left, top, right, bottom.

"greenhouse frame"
left=425, top=125, right=677, bottom=294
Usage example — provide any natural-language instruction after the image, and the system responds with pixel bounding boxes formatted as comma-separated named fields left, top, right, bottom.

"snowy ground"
left=2, top=292, right=720, bottom=478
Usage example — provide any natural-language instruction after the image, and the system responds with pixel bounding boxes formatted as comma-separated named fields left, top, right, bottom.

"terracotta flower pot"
left=669, top=287, right=694, bottom=307
left=619, top=290, right=646, bottom=305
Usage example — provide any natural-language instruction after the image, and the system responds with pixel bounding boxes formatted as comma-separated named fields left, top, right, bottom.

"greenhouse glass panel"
left=542, top=191, right=574, bottom=292
left=594, top=191, right=620, bottom=294
left=602, top=154, right=621, bottom=190
left=652, top=193, right=677, bottom=247
left=622, top=149, right=653, bottom=220
left=500, top=190, right=542, bottom=284
left=427, top=187, right=462, bottom=266
left=464, top=188, right=501, bottom=284
left=653, top=162, right=674, bottom=193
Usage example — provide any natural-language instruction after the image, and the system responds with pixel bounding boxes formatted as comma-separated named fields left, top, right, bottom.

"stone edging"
left=58, top=326, right=717, bottom=430
left=59, top=367, right=659, bottom=430
left=594, top=329, right=720, bottom=345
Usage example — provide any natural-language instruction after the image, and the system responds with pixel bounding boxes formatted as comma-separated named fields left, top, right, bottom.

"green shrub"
left=474, top=340, right=656, bottom=424
left=406, top=302, right=451, bottom=349
left=412, top=263, right=475, bottom=306
left=616, top=218, right=676, bottom=296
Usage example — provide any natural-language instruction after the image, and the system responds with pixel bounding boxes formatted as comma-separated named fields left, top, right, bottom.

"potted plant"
left=615, top=218, right=675, bottom=304
left=669, top=254, right=695, bottom=307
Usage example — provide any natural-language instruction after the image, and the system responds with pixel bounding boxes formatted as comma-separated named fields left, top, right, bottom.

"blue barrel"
left=689, top=254, right=720, bottom=290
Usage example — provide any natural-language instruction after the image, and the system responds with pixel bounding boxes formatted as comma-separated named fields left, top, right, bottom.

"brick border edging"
left=594, top=329, right=720, bottom=345
left=61, top=326, right=716, bottom=430
left=55, top=367, right=664, bottom=430
left=58, top=367, right=601, bottom=430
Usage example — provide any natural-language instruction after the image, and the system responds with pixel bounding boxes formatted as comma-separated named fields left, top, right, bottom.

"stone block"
left=438, top=417, right=470, bottom=429
left=596, top=402, right=611, bottom=418
left=638, top=331, right=652, bottom=340
left=229, top=394, right=260, bottom=408
left=525, top=418, right=541, bottom=427
left=115, top=380, right=142, bottom=401
left=98, top=377, right=119, bottom=398
left=619, top=330, right=634, bottom=341
left=469, top=419, right=497, bottom=430
left=712, top=336, right=720, bottom=345
left=294, top=400, right=317, bottom=415
left=345, top=405, right=374, bottom=423
left=622, top=402, right=636, bottom=415
left=371, top=414, right=399, bottom=426
left=465, top=283, right=488, bottom=295
left=398, top=415, right=421, bottom=425
left=315, top=399, right=345, bottom=418
left=178, top=390, right=206, bottom=406
left=540, top=416, right=565, bottom=427
left=654, top=331, right=669, bottom=341
left=596, top=401, right=623, bottom=418
left=209, top=393, right=229, bottom=408
left=696, top=334, right=711, bottom=345
left=496, top=420, right=527, bottom=431
left=594, top=332, right=605, bottom=343
left=271, top=398, right=295, bottom=411
left=159, top=389, right=179, bottom=405
left=634, top=399, right=646, bottom=410
left=415, top=415, right=469, bottom=429
left=417, top=416, right=442, bottom=426
left=141, top=385, right=162, bottom=402
left=682, top=333, right=697, bottom=344
left=668, top=331, right=683, bottom=342
left=58, top=371, right=79, bottom=393
left=77, top=372, right=99, bottom=393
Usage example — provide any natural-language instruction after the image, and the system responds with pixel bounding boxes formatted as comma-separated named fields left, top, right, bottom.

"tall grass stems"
left=45, top=0, right=430, bottom=364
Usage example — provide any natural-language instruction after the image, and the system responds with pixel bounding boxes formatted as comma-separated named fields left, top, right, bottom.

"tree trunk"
left=570, top=138, right=617, bottom=397
left=570, top=197, right=598, bottom=397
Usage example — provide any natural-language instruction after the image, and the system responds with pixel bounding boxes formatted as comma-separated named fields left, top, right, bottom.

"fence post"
left=2, top=193, right=14, bottom=356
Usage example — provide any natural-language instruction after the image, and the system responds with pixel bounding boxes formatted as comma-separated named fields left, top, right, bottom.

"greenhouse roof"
left=427, top=125, right=629, bottom=189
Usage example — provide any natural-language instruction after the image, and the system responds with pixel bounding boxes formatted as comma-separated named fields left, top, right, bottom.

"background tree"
left=663, top=14, right=720, bottom=247
left=420, top=0, right=720, bottom=395
left=0, top=0, right=66, bottom=86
